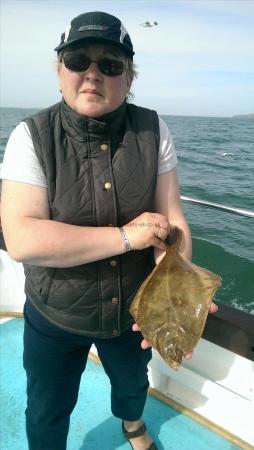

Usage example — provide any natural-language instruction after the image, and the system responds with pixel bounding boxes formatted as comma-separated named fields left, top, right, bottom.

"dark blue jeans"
left=23, top=301, right=152, bottom=450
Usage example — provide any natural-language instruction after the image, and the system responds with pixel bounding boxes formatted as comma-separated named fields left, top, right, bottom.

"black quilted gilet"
left=24, top=100, right=159, bottom=337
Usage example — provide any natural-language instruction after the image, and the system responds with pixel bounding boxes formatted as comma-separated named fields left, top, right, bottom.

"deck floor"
left=0, top=319, right=242, bottom=450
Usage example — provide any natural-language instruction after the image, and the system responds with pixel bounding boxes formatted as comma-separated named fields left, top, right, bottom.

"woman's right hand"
left=123, top=212, right=170, bottom=251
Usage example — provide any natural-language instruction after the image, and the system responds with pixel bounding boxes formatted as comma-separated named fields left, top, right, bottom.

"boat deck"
left=0, top=319, right=244, bottom=450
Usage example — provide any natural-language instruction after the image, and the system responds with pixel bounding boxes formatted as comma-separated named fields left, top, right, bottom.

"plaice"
left=130, top=227, right=221, bottom=370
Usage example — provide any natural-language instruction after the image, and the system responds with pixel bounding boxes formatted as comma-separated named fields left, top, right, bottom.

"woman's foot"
left=122, top=419, right=157, bottom=450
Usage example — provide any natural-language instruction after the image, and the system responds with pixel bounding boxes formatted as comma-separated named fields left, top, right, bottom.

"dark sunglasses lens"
left=99, top=59, right=124, bottom=76
left=63, top=54, right=125, bottom=76
left=64, top=54, right=91, bottom=72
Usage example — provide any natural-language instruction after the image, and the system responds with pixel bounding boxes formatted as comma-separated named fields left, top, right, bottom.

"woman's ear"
left=127, top=76, right=132, bottom=91
left=56, top=63, right=62, bottom=93
left=126, top=77, right=132, bottom=97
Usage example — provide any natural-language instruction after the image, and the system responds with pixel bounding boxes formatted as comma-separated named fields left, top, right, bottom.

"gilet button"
left=110, top=260, right=118, bottom=267
left=100, top=143, right=108, bottom=151
left=104, top=182, right=112, bottom=190
left=112, top=297, right=118, bottom=305
left=112, top=329, right=119, bottom=336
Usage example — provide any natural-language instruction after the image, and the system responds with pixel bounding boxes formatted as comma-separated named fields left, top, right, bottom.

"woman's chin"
left=72, top=97, right=107, bottom=118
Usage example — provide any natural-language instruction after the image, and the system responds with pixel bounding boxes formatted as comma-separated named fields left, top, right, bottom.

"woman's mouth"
left=82, top=89, right=102, bottom=96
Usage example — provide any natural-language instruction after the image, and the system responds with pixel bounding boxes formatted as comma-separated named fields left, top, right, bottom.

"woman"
left=1, top=11, right=216, bottom=450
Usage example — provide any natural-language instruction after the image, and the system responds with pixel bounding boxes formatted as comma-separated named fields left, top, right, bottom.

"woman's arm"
left=1, top=180, right=127, bottom=267
left=154, top=167, right=192, bottom=264
left=1, top=180, right=169, bottom=267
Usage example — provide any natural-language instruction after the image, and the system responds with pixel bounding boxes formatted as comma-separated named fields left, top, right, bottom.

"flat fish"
left=130, top=227, right=221, bottom=370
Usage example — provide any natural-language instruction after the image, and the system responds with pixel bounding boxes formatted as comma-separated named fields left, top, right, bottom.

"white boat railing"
left=181, top=195, right=254, bottom=219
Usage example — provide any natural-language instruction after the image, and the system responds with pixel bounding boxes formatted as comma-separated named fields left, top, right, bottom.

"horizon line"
left=0, top=105, right=253, bottom=119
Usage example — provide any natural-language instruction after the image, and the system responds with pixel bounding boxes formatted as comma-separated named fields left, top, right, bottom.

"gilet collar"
left=60, top=99, right=126, bottom=142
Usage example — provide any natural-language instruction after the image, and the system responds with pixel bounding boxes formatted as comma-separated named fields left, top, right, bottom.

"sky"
left=0, top=0, right=254, bottom=117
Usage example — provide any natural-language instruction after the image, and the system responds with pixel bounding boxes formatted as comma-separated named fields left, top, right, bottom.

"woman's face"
left=57, top=43, right=132, bottom=117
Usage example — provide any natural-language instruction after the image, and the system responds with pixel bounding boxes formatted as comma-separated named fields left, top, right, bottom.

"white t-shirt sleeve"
left=1, top=122, right=47, bottom=188
left=157, top=116, right=177, bottom=175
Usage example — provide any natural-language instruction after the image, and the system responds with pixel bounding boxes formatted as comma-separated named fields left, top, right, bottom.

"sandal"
left=122, top=421, right=158, bottom=450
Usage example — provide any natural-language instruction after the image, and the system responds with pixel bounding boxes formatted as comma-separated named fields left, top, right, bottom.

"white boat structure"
left=0, top=195, right=253, bottom=449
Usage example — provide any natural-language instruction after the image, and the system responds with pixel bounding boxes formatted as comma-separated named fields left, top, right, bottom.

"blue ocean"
left=0, top=107, right=253, bottom=314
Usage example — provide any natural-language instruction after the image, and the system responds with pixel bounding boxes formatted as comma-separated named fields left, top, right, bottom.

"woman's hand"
left=132, top=302, right=219, bottom=358
left=123, top=212, right=170, bottom=251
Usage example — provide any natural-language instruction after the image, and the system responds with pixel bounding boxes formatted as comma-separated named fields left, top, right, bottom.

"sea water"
left=0, top=107, right=253, bottom=313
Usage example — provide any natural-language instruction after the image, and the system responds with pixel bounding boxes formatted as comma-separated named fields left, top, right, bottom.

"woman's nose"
left=84, top=62, right=102, bottom=81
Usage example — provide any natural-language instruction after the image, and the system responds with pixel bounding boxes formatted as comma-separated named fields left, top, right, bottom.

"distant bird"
left=140, top=21, right=158, bottom=27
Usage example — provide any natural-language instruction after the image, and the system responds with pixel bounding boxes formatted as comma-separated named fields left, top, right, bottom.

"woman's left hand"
left=132, top=301, right=219, bottom=356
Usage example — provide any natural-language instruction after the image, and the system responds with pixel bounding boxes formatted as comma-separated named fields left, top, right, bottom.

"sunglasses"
left=63, top=53, right=126, bottom=77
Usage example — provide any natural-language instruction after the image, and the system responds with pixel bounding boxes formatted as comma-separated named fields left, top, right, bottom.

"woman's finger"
left=152, top=236, right=167, bottom=250
left=132, top=325, right=152, bottom=349
left=209, top=302, right=218, bottom=314
left=132, top=323, right=140, bottom=331
left=141, top=339, right=152, bottom=349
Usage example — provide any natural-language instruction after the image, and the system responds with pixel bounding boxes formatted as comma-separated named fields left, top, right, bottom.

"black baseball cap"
left=54, top=11, right=134, bottom=59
